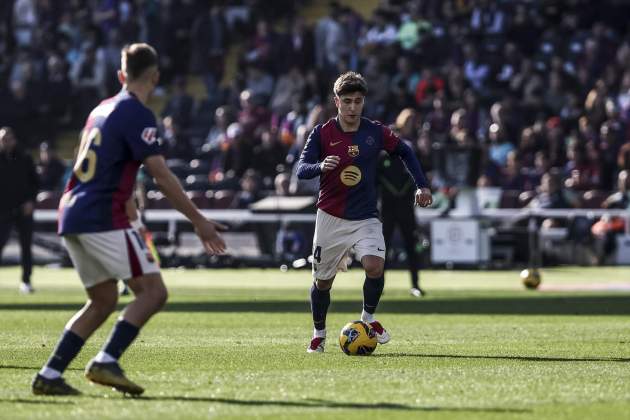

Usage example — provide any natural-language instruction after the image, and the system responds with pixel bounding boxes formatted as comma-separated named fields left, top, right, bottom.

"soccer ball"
left=520, top=268, right=541, bottom=290
left=339, top=321, right=377, bottom=356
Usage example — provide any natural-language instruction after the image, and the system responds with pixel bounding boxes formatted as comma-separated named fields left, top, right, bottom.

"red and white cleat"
left=369, top=321, right=391, bottom=344
left=306, top=337, right=326, bottom=353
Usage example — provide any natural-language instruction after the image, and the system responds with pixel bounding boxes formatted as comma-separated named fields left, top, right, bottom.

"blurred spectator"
left=0, top=127, right=38, bottom=293
left=70, top=43, right=107, bottom=118
left=238, top=89, right=269, bottom=138
left=36, top=142, right=66, bottom=191
left=270, top=66, right=305, bottom=116
left=230, top=169, right=261, bottom=209
left=161, top=76, right=194, bottom=130
left=161, top=116, right=192, bottom=159
left=529, top=171, right=573, bottom=210
left=13, top=0, right=37, bottom=48
left=190, top=5, right=226, bottom=101
left=252, top=127, right=287, bottom=187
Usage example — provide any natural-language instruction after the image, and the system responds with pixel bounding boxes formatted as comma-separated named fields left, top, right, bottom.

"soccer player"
left=32, top=43, right=226, bottom=396
left=297, top=72, right=432, bottom=353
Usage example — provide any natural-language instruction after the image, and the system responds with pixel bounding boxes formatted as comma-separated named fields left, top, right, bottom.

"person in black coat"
left=0, top=127, right=39, bottom=293
left=377, top=110, right=426, bottom=297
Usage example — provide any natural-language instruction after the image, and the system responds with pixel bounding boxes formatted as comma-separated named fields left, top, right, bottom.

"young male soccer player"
left=297, top=72, right=433, bottom=353
left=32, top=43, right=226, bottom=396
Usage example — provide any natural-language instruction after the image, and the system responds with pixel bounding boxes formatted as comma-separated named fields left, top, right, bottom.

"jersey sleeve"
left=296, top=125, right=323, bottom=179
left=121, top=103, right=163, bottom=161
left=381, top=124, right=400, bottom=153
left=391, top=140, right=430, bottom=189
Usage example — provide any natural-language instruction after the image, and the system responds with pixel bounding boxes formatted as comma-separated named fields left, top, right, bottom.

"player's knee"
left=315, top=279, right=333, bottom=291
left=89, top=294, right=118, bottom=317
left=142, top=277, right=168, bottom=310
left=151, top=283, right=168, bottom=310
left=364, top=261, right=384, bottom=278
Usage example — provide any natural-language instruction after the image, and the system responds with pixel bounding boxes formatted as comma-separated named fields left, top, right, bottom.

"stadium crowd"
left=3, top=0, right=630, bottom=247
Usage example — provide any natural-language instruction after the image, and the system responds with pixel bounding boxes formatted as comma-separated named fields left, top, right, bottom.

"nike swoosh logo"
left=377, top=248, right=385, bottom=251
left=330, top=140, right=342, bottom=146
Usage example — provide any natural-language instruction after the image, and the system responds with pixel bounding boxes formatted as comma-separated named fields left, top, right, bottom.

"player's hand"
left=194, top=219, right=228, bottom=255
left=415, top=188, right=433, bottom=207
left=320, top=155, right=340, bottom=172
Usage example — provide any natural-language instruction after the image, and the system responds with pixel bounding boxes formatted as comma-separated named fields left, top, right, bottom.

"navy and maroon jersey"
left=58, top=89, right=162, bottom=235
left=297, top=117, right=428, bottom=220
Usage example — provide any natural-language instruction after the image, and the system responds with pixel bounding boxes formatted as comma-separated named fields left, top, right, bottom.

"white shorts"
left=63, top=228, right=160, bottom=289
left=312, top=209, right=385, bottom=280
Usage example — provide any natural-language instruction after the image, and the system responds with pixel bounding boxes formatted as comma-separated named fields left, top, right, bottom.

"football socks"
left=41, top=330, right=85, bottom=378
left=362, top=274, right=384, bottom=315
left=310, top=282, right=330, bottom=331
left=101, top=319, right=140, bottom=360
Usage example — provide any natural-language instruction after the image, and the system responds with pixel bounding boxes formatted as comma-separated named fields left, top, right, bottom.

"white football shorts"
left=311, top=209, right=385, bottom=280
left=63, top=228, right=160, bottom=289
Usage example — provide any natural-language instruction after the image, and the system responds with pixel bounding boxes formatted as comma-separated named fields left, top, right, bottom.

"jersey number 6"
left=73, top=127, right=102, bottom=183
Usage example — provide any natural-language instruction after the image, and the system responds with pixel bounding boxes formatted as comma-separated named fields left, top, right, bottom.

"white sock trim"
left=361, top=310, right=375, bottom=323
left=39, top=366, right=61, bottom=380
left=94, top=351, right=117, bottom=363
left=313, top=328, right=326, bottom=338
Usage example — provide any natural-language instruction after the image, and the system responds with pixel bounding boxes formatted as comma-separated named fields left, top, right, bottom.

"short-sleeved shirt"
left=58, top=89, right=162, bottom=235
left=299, top=117, right=402, bottom=220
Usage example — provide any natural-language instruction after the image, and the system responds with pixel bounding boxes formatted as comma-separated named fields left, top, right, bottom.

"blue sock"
left=363, top=274, right=384, bottom=314
left=102, top=320, right=140, bottom=360
left=45, top=330, right=85, bottom=373
left=310, top=283, right=330, bottom=331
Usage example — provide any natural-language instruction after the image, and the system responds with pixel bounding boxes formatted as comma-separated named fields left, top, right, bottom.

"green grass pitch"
left=1, top=266, right=630, bottom=419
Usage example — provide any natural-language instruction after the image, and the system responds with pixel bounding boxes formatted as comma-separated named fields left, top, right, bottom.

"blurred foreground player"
left=32, top=43, right=226, bottom=396
left=297, top=72, right=432, bottom=353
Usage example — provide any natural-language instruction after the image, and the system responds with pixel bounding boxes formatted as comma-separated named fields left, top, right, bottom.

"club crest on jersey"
left=141, top=127, right=157, bottom=144
left=366, top=136, right=375, bottom=146
left=347, top=145, right=359, bottom=157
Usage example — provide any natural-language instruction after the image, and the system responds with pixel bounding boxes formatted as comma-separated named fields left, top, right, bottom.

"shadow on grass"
left=374, top=353, right=630, bottom=363
left=0, top=365, right=82, bottom=372
left=0, top=398, right=75, bottom=405
left=136, top=395, right=530, bottom=413
left=1, top=295, right=630, bottom=315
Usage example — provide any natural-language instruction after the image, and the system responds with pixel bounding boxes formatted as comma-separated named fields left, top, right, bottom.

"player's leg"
left=0, top=215, right=13, bottom=282
left=308, top=275, right=334, bottom=353
left=84, top=229, right=162, bottom=395
left=398, top=206, right=423, bottom=297
left=307, top=210, right=349, bottom=353
left=360, top=255, right=385, bottom=321
left=33, top=235, right=119, bottom=395
left=354, top=218, right=390, bottom=344
left=16, top=211, right=34, bottom=292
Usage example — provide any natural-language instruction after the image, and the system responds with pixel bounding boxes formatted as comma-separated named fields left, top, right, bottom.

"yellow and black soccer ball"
left=520, top=268, right=541, bottom=290
left=339, top=321, right=377, bottom=356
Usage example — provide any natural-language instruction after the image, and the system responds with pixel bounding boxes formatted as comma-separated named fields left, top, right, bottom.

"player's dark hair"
left=121, top=43, right=158, bottom=81
left=333, top=71, right=368, bottom=97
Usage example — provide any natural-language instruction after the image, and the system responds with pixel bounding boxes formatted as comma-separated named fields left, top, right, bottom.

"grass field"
left=1, top=266, right=630, bottom=419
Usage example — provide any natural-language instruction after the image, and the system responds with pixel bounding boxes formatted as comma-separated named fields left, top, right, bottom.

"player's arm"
left=122, top=104, right=226, bottom=254
left=296, top=125, right=339, bottom=178
left=143, top=155, right=227, bottom=254
left=382, top=126, right=432, bottom=207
